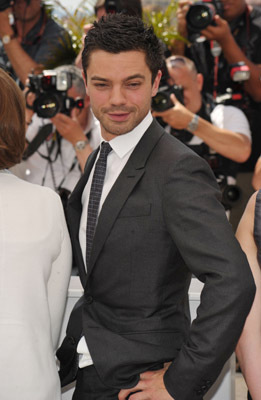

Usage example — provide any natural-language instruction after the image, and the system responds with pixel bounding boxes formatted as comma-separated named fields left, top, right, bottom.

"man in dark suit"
left=57, top=14, right=255, bottom=400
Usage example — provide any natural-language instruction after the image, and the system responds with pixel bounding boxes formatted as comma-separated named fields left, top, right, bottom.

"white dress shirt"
left=77, top=112, right=153, bottom=368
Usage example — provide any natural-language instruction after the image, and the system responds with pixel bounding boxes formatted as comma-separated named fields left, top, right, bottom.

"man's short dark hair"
left=82, top=14, right=164, bottom=83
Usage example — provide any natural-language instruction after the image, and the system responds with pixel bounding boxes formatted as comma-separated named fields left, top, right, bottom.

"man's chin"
left=102, top=121, right=134, bottom=137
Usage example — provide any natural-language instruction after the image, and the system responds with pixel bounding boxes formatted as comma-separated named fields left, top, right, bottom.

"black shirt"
left=186, top=5, right=261, bottom=97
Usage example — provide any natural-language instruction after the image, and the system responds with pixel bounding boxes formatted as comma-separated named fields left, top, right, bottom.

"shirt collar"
left=104, top=112, right=153, bottom=159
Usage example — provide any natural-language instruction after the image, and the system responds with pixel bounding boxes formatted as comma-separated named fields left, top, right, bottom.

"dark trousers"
left=72, top=365, right=119, bottom=400
left=72, top=363, right=164, bottom=400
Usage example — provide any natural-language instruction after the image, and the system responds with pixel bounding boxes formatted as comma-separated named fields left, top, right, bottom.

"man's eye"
left=127, top=82, right=141, bottom=88
left=94, top=83, right=108, bottom=88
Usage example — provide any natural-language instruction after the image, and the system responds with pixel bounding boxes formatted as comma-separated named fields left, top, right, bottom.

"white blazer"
left=0, top=170, right=72, bottom=400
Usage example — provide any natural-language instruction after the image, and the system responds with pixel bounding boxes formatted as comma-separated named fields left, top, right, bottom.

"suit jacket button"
left=68, top=336, right=76, bottom=345
left=86, top=295, right=93, bottom=304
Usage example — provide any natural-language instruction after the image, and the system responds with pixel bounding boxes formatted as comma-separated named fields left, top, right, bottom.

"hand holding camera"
left=176, top=0, right=191, bottom=37
left=153, top=92, right=195, bottom=131
left=51, top=113, right=87, bottom=147
left=199, top=14, right=231, bottom=45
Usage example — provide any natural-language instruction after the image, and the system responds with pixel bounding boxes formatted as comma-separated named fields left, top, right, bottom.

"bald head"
left=166, top=56, right=203, bottom=113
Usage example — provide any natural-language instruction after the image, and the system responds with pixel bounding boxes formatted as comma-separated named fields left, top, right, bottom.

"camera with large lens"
left=0, top=0, right=13, bottom=12
left=186, top=0, right=223, bottom=34
left=218, top=175, right=241, bottom=210
left=151, top=61, right=184, bottom=112
left=26, top=70, right=84, bottom=119
left=205, top=152, right=241, bottom=210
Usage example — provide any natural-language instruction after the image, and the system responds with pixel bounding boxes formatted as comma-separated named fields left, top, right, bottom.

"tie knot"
left=100, top=141, right=112, bottom=159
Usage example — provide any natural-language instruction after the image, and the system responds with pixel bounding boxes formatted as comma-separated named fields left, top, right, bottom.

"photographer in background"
left=0, top=0, right=71, bottom=87
left=11, top=65, right=101, bottom=205
left=173, top=0, right=261, bottom=172
left=153, top=56, right=251, bottom=213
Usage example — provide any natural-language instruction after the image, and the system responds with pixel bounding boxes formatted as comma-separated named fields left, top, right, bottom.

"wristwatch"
left=74, top=139, right=89, bottom=151
left=2, top=33, right=16, bottom=45
left=187, top=114, right=199, bottom=133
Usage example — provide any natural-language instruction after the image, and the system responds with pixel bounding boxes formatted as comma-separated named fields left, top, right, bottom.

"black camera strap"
left=23, top=123, right=53, bottom=160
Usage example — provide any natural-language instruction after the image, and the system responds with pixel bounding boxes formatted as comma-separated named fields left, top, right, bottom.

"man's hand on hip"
left=118, top=365, right=174, bottom=400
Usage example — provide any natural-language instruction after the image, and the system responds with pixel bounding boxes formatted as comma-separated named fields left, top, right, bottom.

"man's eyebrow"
left=91, top=76, right=108, bottom=81
left=90, top=74, right=145, bottom=82
left=124, top=74, right=145, bottom=81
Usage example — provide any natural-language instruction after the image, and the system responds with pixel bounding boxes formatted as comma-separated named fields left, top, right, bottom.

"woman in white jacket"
left=0, top=67, right=72, bottom=399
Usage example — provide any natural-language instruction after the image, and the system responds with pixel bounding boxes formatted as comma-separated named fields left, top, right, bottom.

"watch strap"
left=187, top=114, right=199, bottom=133
left=2, top=33, right=16, bottom=45
left=74, top=139, right=89, bottom=151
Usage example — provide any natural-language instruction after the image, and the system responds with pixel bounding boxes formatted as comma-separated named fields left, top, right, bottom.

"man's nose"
left=110, top=85, right=126, bottom=106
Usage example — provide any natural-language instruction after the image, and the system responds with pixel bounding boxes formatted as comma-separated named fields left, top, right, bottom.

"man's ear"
left=84, top=93, right=90, bottom=109
left=152, top=70, right=162, bottom=97
left=197, top=73, right=204, bottom=92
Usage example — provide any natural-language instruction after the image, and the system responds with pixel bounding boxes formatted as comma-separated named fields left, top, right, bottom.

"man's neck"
left=15, top=10, right=42, bottom=39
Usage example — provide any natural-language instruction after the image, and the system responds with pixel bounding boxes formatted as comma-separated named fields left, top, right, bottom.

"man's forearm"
left=192, top=116, right=251, bottom=162
left=3, top=38, right=43, bottom=85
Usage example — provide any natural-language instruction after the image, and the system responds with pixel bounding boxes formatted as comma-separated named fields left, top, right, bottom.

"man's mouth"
left=107, top=112, right=130, bottom=122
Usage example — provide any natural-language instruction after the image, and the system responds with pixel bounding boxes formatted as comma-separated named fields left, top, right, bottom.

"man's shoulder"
left=43, top=16, right=70, bottom=38
left=211, top=104, right=251, bottom=137
left=211, top=103, right=246, bottom=117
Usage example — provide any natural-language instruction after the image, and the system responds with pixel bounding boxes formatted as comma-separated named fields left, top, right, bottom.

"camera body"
left=105, top=0, right=121, bottom=13
left=186, top=0, right=223, bottom=34
left=151, top=84, right=184, bottom=112
left=216, top=62, right=250, bottom=108
left=204, top=152, right=241, bottom=210
left=26, top=70, right=84, bottom=119
left=151, top=61, right=184, bottom=112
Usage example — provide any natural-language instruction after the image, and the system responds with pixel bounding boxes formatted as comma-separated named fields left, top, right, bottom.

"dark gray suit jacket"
left=58, top=119, right=255, bottom=400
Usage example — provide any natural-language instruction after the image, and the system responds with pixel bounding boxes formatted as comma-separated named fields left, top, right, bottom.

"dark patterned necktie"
left=86, top=141, right=112, bottom=266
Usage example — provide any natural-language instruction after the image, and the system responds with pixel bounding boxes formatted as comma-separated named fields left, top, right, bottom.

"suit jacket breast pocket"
left=118, top=203, right=151, bottom=218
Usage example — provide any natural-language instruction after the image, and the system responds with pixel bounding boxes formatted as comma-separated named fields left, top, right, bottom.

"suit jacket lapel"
left=88, top=119, right=165, bottom=276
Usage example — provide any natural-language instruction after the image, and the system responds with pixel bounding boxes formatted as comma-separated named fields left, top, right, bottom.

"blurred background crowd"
left=0, top=0, right=260, bottom=397
left=0, top=0, right=260, bottom=227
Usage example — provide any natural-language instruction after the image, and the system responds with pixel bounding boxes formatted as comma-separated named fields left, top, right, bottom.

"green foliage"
left=44, top=0, right=96, bottom=56
left=41, top=0, right=188, bottom=68
left=143, top=0, right=188, bottom=49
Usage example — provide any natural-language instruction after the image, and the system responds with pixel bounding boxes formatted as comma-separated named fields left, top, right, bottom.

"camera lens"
left=105, top=0, right=118, bottom=13
left=186, top=3, right=215, bottom=31
left=222, top=185, right=241, bottom=204
left=151, top=92, right=173, bottom=112
left=34, top=93, right=61, bottom=118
